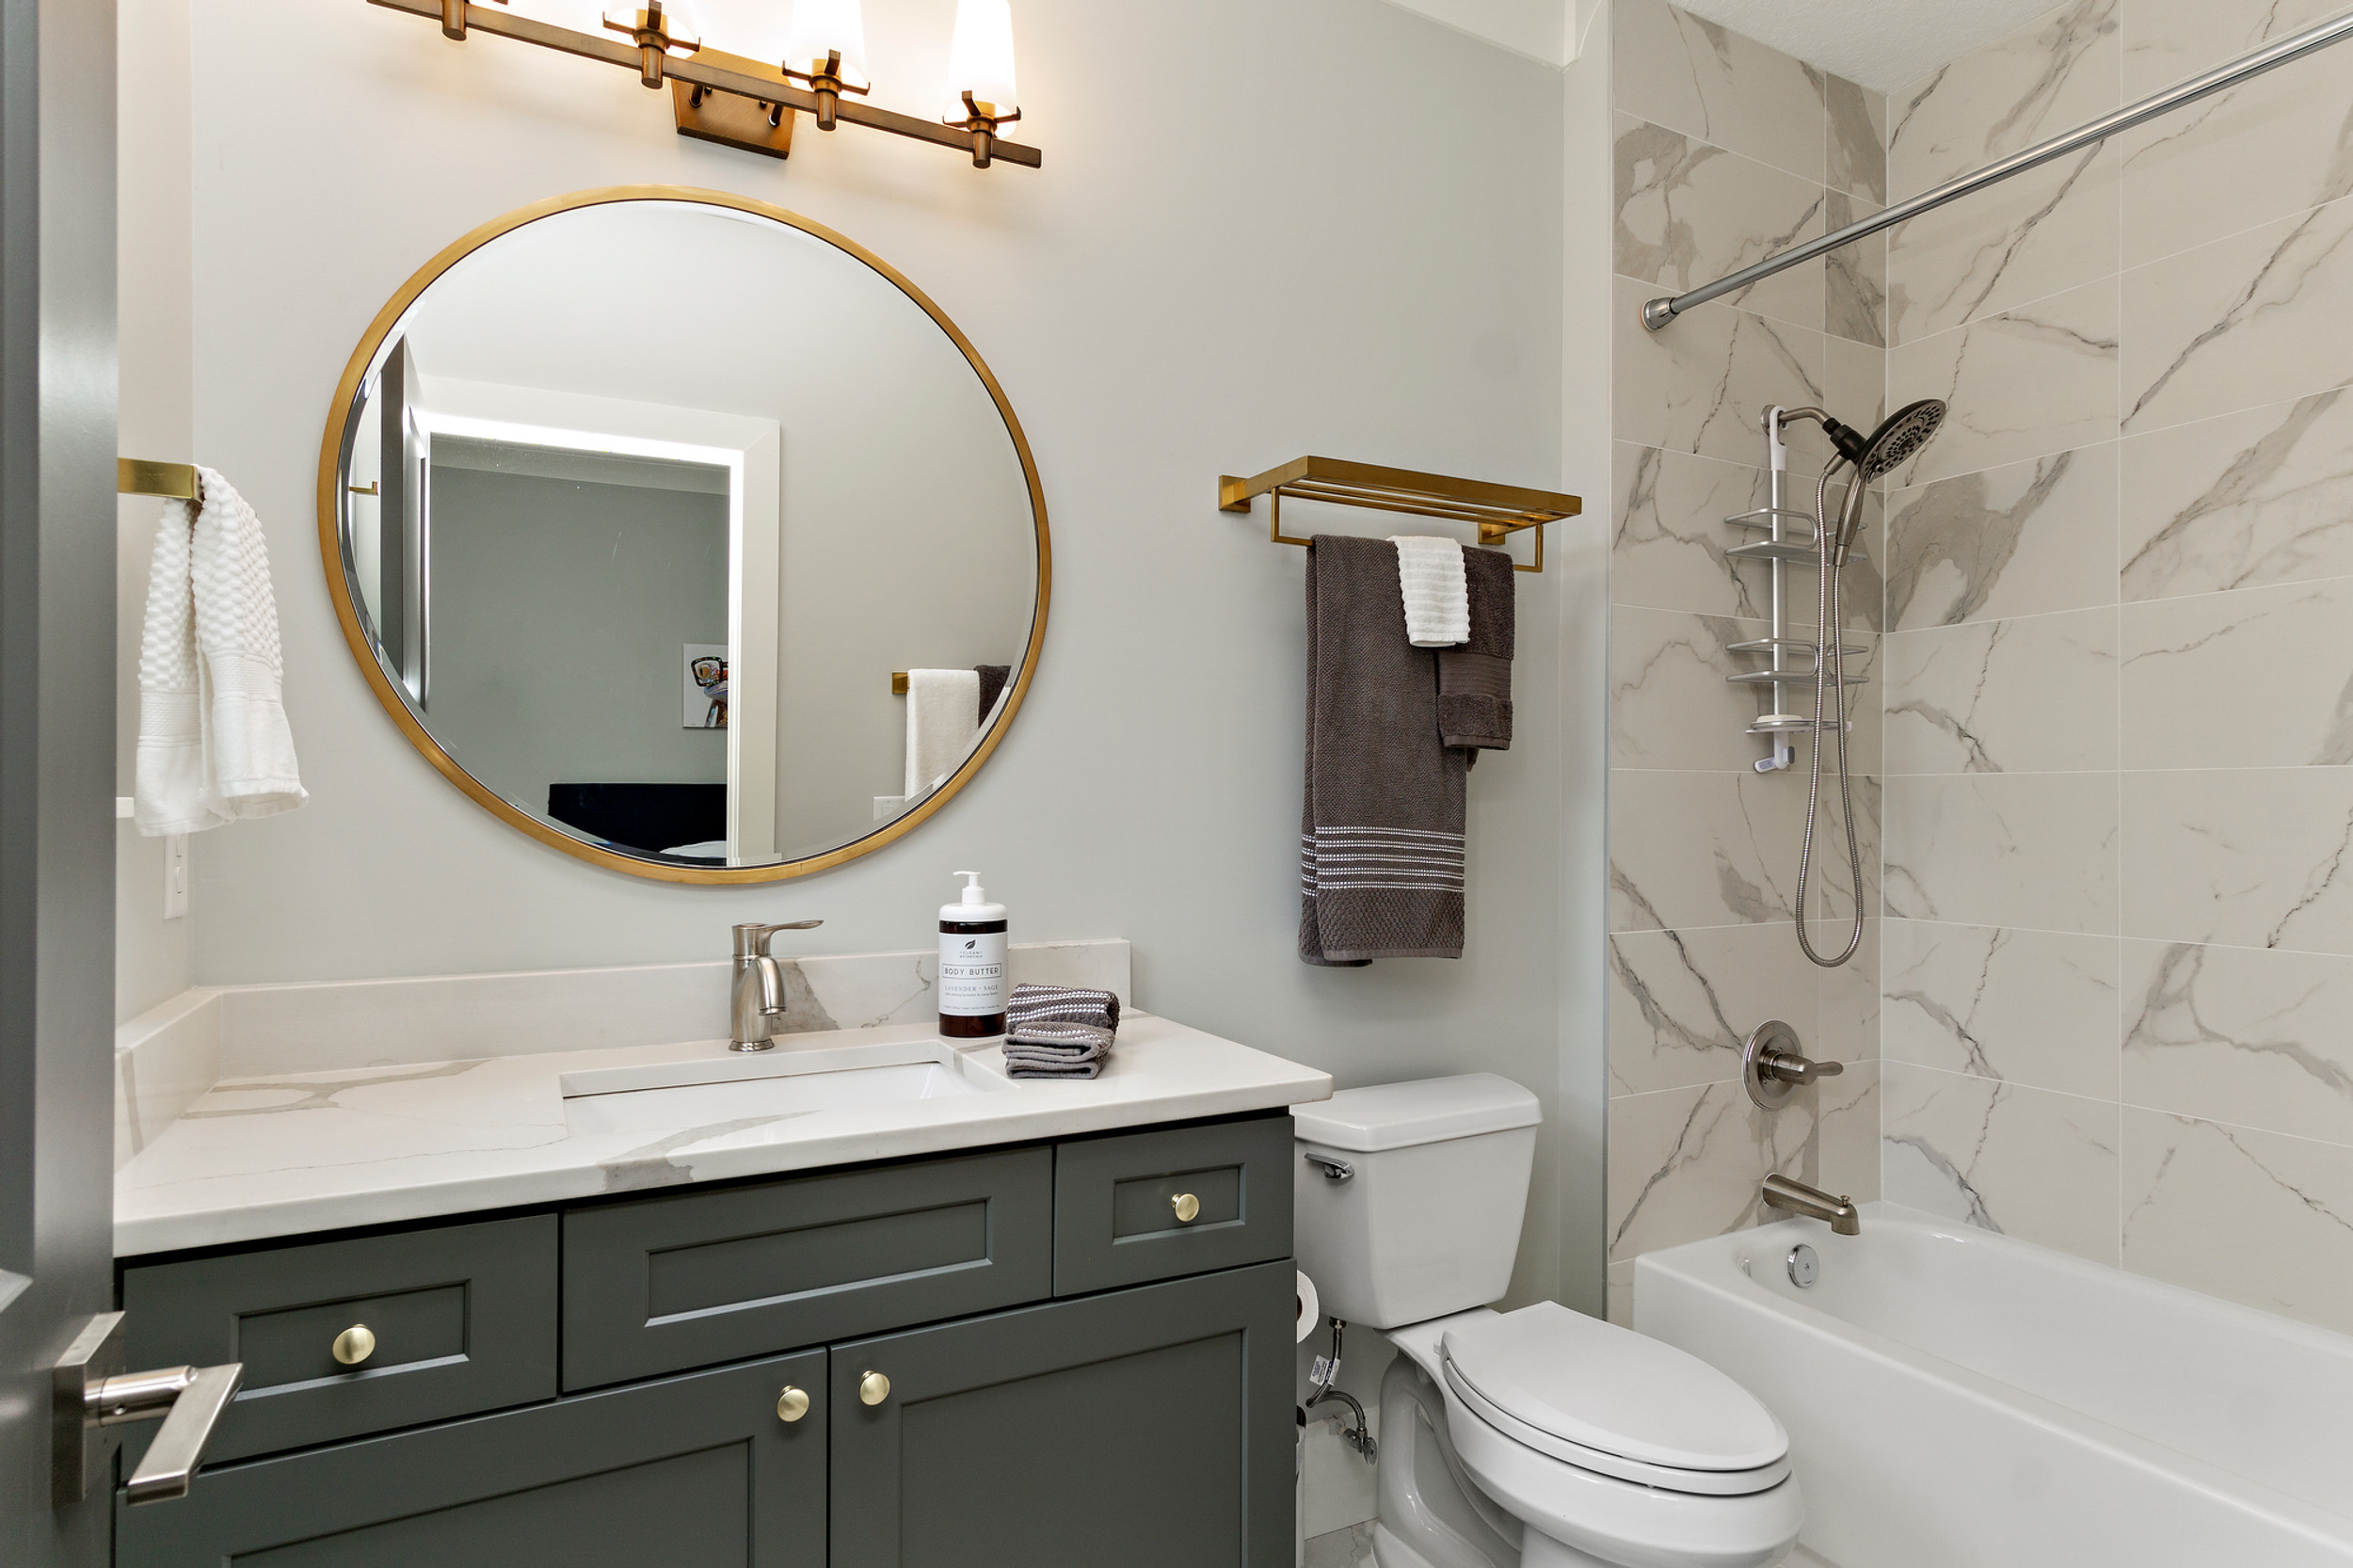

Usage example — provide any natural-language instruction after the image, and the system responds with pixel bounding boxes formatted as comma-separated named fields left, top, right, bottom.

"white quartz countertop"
left=114, top=1016, right=1332, bottom=1257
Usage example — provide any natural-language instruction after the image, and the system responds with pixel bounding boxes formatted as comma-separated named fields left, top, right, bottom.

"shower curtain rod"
left=1640, top=7, right=2353, bottom=330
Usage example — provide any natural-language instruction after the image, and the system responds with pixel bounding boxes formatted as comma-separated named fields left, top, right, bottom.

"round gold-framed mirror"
left=317, top=186, right=1048, bottom=884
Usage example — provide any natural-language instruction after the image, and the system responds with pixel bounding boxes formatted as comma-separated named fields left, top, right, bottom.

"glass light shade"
left=943, top=0, right=1016, bottom=118
left=786, top=0, right=867, bottom=82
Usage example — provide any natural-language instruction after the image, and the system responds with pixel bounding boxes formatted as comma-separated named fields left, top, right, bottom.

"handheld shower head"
left=1822, top=399, right=1946, bottom=483
left=1817, top=399, right=1946, bottom=562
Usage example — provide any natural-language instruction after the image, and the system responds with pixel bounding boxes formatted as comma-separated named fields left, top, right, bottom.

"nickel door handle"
left=95, top=1361, right=247, bottom=1504
left=54, top=1312, right=245, bottom=1506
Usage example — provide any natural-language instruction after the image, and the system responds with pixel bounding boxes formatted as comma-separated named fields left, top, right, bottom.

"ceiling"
left=1669, top=0, right=2068, bottom=92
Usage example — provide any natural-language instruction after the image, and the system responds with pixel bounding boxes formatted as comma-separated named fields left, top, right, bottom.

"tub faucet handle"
left=1766, top=1052, right=1842, bottom=1086
left=1742, top=1019, right=1841, bottom=1109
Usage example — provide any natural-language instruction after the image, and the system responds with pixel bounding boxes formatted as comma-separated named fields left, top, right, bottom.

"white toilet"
left=1294, top=1075, right=1802, bottom=1568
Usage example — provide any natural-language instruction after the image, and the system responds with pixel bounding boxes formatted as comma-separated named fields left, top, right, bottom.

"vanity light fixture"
left=373, top=0, right=1042, bottom=169
left=782, top=0, right=870, bottom=130
left=942, top=0, right=1019, bottom=168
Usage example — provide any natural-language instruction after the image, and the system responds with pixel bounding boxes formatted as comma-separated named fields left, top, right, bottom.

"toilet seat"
left=1440, top=1304, right=1790, bottom=1498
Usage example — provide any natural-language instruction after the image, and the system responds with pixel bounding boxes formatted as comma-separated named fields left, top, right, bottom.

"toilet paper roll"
left=1295, top=1270, right=1320, bottom=1342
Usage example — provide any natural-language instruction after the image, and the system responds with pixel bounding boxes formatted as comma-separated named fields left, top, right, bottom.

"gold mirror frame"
left=316, top=185, right=1049, bottom=884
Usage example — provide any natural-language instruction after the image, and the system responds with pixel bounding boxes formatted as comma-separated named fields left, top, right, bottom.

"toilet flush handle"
left=1304, top=1153, right=1353, bottom=1182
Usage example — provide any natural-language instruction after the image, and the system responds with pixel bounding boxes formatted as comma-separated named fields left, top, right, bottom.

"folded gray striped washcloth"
left=1003, top=984, right=1122, bottom=1080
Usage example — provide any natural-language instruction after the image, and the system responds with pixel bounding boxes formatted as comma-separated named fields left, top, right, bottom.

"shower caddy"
left=1726, top=407, right=1865, bottom=774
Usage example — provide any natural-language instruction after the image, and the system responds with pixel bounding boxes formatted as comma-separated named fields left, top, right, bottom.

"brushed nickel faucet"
left=730, top=920, right=822, bottom=1052
left=1761, top=1174, right=1861, bottom=1236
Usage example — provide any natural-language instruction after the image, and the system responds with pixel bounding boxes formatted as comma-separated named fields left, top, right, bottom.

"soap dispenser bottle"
left=938, top=871, right=1008, bottom=1038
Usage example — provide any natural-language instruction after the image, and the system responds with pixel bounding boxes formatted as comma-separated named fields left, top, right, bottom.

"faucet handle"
left=733, top=920, right=823, bottom=959
left=1741, top=1020, right=1841, bottom=1110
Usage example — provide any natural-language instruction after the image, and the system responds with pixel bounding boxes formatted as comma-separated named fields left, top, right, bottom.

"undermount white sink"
left=559, top=1037, right=1003, bottom=1137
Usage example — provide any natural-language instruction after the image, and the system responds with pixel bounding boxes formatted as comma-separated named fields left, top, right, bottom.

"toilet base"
left=1516, top=1529, right=1617, bottom=1568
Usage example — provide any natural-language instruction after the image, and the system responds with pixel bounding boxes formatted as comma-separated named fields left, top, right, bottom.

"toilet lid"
left=1441, top=1303, right=1787, bottom=1473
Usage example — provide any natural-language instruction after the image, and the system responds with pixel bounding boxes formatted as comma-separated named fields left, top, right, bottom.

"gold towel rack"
left=891, top=672, right=910, bottom=696
left=1217, top=456, right=1579, bottom=575
left=118, top=458, right=200, bottom=500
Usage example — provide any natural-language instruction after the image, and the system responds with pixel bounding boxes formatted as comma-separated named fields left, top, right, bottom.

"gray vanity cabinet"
left=829, top=1260, right=1295, bottom=1568
left=115, top=1348, right=829, bottom=1568
left=114, top=1112, right=1295, bottom=1568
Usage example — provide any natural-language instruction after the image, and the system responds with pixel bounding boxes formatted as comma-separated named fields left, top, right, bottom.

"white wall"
left=114, top=0, right=194, bottom=1024
left=148, top=0, right=1602, bottom=1307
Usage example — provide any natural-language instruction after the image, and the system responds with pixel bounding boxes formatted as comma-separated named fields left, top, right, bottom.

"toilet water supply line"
left=1305, top=1318, right=1377, bottom=1463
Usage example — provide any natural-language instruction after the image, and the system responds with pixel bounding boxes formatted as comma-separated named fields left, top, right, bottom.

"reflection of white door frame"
left=412, top=376, right=783, bottom=864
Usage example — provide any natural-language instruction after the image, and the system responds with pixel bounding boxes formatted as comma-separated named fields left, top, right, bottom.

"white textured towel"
left=904, top=668, right=981, bottom=801
left=136, top=468, right=308, bottom=836
left=1389, top=536, right=1469, bottom=648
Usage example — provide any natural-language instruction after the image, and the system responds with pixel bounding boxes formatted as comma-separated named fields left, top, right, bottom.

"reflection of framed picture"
left=684, top=644, right=728, bottom=728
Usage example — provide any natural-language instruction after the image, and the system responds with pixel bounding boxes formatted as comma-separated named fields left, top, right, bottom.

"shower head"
left=1823, top=399, right=1946, bottom=483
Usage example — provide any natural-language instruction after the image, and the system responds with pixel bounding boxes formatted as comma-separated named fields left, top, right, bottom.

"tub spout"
left=1762, top=1174, right=1860, bottom=1236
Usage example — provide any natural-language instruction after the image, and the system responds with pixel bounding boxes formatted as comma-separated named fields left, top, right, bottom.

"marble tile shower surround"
left=111, top=939, right=1130, bottom=1170
left=1606, top=0, right=1889, bottom=1281
left=1875, top=0, right=2353, bottom=1338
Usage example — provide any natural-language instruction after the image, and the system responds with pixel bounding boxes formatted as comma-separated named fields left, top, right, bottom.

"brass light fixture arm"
left=952, top=89, right=1022, bottom=168
left=780, top=49, right=869, bottom=131
left=370, top=0, right=1043, bottom=168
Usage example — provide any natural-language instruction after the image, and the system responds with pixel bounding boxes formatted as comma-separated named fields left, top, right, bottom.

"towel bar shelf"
left=119, top=459, right=199, bottom=500
left=1217, top=456, right=1578, bottom=575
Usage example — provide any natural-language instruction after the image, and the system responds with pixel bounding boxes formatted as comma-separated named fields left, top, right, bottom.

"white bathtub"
left=1635, top=1202, right=2353, bottom=1568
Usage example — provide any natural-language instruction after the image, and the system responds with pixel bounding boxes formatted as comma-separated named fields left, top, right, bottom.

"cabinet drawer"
left=1053, top=1114, right=1293, bottom=1295
left=117, top=1348, right=826, bottom=1568
left=119, top=1214, right=556, bottom=1463
left=562, top=1145, right=1052, bottom=1390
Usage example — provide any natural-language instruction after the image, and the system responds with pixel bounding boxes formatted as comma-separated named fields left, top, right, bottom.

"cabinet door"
left=829, top=1261, right=1293, bottom=1568
left=118, top=1349, right=827, bottom=1568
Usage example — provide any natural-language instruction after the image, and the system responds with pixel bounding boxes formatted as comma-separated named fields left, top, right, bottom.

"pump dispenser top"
left=941, top=871, right=1007, bottom=922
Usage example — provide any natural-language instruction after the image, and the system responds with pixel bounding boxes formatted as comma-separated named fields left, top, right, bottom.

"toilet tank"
left=1292, top=1074, right=1541, bottom=1331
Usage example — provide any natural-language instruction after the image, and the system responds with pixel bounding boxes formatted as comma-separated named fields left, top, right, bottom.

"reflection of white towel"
left=1389, top=535, right=1469, bottom=648
left=135, top=468, right=308, bottom=836
left=904, top=668, right=981, bottom=800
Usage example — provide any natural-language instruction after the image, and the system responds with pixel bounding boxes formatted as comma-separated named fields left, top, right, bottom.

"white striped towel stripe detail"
left=1302, top=824, right=1465, bottom=899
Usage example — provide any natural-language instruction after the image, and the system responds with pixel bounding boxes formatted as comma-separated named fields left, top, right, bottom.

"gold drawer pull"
left=331, top=1325, right=376, bottom=1367
left=776, top=1385, right=810, bottom=1423
left=1171, top=1192, right=1201, bottom=1224
left=858, top=1370, right=891, bottom=1406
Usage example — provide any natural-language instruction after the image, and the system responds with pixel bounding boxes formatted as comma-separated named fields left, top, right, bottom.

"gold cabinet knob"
left=857, top=1370, right=891, bottom=1406
left=331, top=1324, right=376, bottom=1367
left=1171, top=1192, right=1201, bottom=1224
left=776, top=1385, right=810, bottom=1423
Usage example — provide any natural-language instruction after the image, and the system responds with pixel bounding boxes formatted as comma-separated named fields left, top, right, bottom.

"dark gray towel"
left=1300, top=535, right=1467, bottom=966
left=975, top=664, right=1012, bottom=726
left=1006, top=984, right=1119, bottom=1032
left=1439, top=547, right=1514, bottom=754
left=1004, top=983, right=1120, bottom=1080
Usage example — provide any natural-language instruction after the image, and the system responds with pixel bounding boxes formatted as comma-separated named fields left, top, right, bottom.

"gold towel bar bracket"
left=891, top=672, right=910, bottom=696
left=118, top=459, right=200, bottom=501
left=1216, top=456, right=1578, bottom=575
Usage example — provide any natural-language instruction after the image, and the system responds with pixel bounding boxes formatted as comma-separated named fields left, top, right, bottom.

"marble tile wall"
left=1879, top=0, right=2353, bottom=1336
left=1607, top=0, right=1888, bottom=1323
